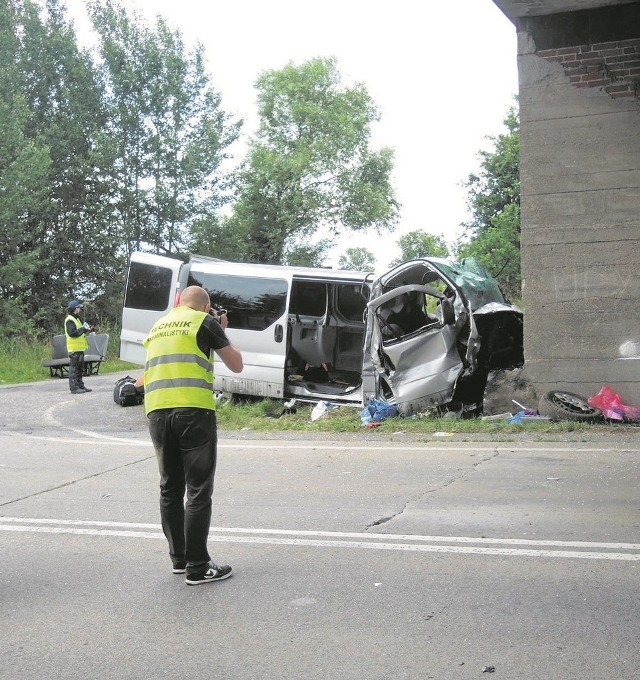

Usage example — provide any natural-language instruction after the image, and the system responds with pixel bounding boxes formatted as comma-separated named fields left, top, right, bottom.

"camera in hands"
left=209, top=303, right=227, bottom=318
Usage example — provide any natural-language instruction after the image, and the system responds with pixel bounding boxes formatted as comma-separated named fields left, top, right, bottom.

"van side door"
left=120, top=252, right=183, bottom=365
left=187, top=264, right=292, bottom=399
left=365, top=283, right=463, bottom=416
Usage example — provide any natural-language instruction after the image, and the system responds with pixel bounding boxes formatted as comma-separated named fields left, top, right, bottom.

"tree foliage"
left=221, top=57, right=399, bottom=264
left=0, top=0, right=106, bottom=335
left=1, top=6, right=402, bottom=340
left=338, top=247, right=376, bottom=272
left=88, top=0, right=241, bottom=258
left=389, top=231, right=450, bottom=268
left=456, top=105, right=521, bottom=300
left=0, top=0, right=240, bottom=338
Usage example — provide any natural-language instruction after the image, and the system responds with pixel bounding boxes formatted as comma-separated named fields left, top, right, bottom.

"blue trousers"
left=148, top=408, right=217, bottom=570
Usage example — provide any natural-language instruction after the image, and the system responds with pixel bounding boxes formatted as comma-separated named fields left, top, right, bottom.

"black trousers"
left=148, top=408, right=217, bottom=570
left=68, top=352, right=86, bottom=391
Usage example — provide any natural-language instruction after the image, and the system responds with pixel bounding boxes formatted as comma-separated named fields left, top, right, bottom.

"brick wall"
left=537, top=39, right=640, bottom=99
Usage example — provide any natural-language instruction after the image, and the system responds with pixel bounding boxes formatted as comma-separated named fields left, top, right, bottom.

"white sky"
left=64, top=0, right=518, bottom=269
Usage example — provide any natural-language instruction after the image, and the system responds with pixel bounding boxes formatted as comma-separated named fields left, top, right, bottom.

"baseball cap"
left=67, top=299, right=83, bottom=309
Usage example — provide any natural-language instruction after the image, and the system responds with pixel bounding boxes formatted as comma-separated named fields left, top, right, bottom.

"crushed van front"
left=365, top=258, right=523, bottom=416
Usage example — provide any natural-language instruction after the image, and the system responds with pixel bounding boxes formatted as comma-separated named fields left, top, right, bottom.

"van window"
left=290, top=281, right=327, bottom=317
left=125, top=261, right=173, bottom=311
left=336, top=284, right=367, bottom=323
left=188, top=272, right=288, bottom=331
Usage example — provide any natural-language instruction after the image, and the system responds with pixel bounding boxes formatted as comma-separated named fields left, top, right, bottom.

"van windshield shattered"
left=429, top=257, right=510, bottom=310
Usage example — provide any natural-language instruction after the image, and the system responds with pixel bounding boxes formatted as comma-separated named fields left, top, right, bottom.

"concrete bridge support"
left=495, top=0, right=640, bottom=405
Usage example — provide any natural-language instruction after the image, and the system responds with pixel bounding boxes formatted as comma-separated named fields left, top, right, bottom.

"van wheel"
left=537, top=390, right=603, bottom=422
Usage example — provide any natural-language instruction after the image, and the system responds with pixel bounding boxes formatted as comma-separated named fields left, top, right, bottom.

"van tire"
left=537, top=390, right=603, bottom=422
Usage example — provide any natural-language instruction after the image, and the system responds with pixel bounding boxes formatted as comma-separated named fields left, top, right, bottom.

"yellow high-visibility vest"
left=65, top=315, right=88, bottom=352
left=143, top=306, right=215, bottom=414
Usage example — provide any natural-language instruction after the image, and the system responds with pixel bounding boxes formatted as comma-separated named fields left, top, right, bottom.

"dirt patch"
left=483, top=367, right=538, bottom=416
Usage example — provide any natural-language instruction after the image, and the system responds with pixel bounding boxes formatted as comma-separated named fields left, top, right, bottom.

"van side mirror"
left=441, top=299, right=455, bottom=325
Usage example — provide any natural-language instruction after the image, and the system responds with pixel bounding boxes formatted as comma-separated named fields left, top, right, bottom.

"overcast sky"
left=64, top=0, right=518, bottom=269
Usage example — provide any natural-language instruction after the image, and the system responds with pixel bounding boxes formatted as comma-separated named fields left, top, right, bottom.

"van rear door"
left=120, top=252, right=183, bottom=365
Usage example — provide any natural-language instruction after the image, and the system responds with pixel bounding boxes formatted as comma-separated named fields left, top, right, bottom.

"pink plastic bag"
left=588, top=385, right=640, bottom=421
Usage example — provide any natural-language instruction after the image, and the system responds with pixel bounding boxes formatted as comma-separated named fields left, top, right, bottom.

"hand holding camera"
left=209, top=303, right=228, bottom=329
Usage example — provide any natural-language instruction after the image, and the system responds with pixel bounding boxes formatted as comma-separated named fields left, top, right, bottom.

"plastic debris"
left=507, top=410, right=551, bottom=424
left=482, top=666, right=496, bottom=673
left=588, top=385, right=640, bottom=421
left=310, top=401, right=340, bottom=421
left=432, top=431, right=455, bottom=437
left=359, top=398, right=399, bottom=425
left=310, top=401, right=327, bottom=421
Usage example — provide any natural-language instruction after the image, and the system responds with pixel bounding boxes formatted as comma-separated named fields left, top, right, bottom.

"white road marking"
left=2, top=431, right=639, bottom=454
left=0, top=517, right=637, bottom=561
left=1, top=516, right=638, bottom=550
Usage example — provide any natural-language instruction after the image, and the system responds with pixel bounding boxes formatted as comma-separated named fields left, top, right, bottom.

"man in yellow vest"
left=144, top=285, right=243, bottom=585
left=65, top=300, right=93, bottom=394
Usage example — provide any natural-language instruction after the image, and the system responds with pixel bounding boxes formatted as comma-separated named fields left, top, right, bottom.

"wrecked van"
left=121, top=252, right=523, bottom=416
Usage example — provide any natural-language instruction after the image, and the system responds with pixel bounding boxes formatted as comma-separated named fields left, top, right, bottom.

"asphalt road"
left=1, top=374, right=639, bottom=679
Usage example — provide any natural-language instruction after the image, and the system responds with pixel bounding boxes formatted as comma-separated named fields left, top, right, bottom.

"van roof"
left=189, top=254, right=374, bottom=284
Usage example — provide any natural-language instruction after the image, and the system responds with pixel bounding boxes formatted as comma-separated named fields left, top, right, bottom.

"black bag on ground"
left=113, top=375, right=144, bottom=407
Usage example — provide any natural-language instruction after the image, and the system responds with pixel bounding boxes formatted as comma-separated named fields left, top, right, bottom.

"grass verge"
left=0, top=335, right=139, bottom=385
left=214, top=397, right=616, bottom=436
left=2, top=337, right=635, bottom=436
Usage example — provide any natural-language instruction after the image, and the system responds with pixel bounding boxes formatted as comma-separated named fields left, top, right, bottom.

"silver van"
left=121, top=252, right=523, bottom=415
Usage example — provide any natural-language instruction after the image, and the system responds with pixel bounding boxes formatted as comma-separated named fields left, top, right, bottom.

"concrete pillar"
left=516, top=4, right=640, bottom=405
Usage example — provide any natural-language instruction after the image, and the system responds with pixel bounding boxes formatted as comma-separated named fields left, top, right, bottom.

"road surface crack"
left=364, top=448, right=500, bottom=530
left=0, top=455, right=154, bottom=507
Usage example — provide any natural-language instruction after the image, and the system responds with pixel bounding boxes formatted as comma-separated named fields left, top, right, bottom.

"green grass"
left=0, top=334, right=139, bottom=385
left=1, top=336, right=635, bottom=436
left=214, top=396, right=607, bottom=436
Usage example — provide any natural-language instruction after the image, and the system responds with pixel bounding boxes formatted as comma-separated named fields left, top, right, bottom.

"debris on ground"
left=507, top=409, right=551, bottom=424
left=588, top=385, right=640, bottom=422
left=538, top=390, right=603, bottom=423
left=265, top=405, right=298, bottom=419
left=310, top=401, right=340, bottom=422
left=360, top=398, right=399, bottom=426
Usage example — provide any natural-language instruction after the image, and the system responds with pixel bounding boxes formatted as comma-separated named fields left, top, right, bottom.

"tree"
left=456, top=104, right=521, bottom=300
left=0, top=0, right=109, bottom=336
left=284, top=239, right=333, bottom=267
left=338, top=247, right=375, bottom=271
left=226, top=56, right=399, bottom=264
left=389, top=231, right=450, bottom=267
left=88, top=0, right=241, bottom=258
